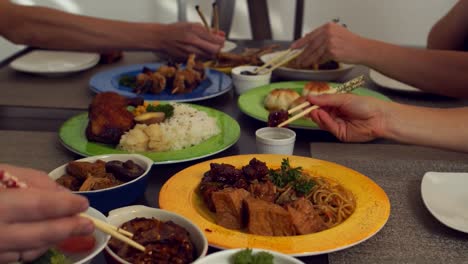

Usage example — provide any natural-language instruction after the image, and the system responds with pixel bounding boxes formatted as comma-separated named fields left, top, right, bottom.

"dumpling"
left=264, top=89, right=301, bottom=111
left=302, top=82, right=336, bottom=96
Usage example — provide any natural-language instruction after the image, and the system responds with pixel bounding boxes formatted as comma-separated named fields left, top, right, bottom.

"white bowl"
left=232, top=65, right=271, bottom=95
left=105, top=205, right=208, bottom=263
left=260, top=51, right=354, bottom=81
left=256, top=127, right=296, bottom=155
left=49, top=154, right=153, bottom=213
left=68, top=207, right=110, bottom=264
left=193, top=248, right=304, bottom=264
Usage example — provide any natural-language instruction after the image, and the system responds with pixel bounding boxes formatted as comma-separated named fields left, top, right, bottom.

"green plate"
left=238, top=81, right=392, bottom=129
left=59, top=104, right=240, bottom=164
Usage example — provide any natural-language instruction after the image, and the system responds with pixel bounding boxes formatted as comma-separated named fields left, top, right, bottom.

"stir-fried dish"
left=199, top=158, right=355, bottom=236
left=107, top=217, right=196, bottom=264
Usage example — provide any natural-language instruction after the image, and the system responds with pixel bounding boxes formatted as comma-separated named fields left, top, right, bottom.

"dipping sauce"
left=240, top=70, right=258, bottom=76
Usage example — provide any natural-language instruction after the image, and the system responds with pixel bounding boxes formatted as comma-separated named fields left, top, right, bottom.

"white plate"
left=421, top=172, right=468, bottom=233
left=221, top=40, right=237, bottom=52
left=260, top=51, right=355, bottom=81
left=10, top=50, right=99, bottom=75
left=369, top=69, right=421, bottom=92
left=193, top=248, right=304, bottom=264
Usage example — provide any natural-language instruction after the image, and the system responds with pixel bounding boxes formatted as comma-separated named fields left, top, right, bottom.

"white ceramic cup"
left=231, top=65, right=271, bottom=95
left=255, top=127, right=296, bottom=155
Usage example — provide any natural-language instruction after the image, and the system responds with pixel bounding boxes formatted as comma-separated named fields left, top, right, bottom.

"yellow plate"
left=159, top=154, right=390, bottom=256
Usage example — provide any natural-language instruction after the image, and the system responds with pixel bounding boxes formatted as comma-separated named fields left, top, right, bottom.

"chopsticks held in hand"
left=79, top=213, right=146, bottom=252
left=277, top=75, right=365, bottom=128
left=0, top=170, right=146, bottom=252
left=196, top=2, right=219, bottom=33
left=253, top=49, right=303, bottom=75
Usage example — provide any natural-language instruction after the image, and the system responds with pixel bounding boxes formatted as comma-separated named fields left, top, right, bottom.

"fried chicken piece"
left=86, top=92, right=144, bottom=145
left=66, top=160, right=107, bottom=181
left=56, top=174, right=82, bottom=191
left=79, top=174, right=122, bottom=191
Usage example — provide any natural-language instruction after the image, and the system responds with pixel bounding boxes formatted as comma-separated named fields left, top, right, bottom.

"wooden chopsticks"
left=79, top=213, right=146, bottom=252
left=277, top=75, right=365, bottom=128
left=195, top=5, right=210, bottom=32
left=212, top=2, right=219, bottom=33
left=253, top=49, right=303, bottom=75
left=196, top=2, right=219, bottom=33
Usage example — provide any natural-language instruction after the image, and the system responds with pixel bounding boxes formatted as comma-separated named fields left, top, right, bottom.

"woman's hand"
left=0, top=164, right=93, bottom=263
left=307, top=94, right=389, bottom=142
left=291, top=22, right=370, bottom=68
left=155, top=22, right=225, bottom=60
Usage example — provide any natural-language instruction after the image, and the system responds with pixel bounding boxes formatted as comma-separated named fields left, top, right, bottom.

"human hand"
left=291, top=22, right=369, bottom=68
left=156, top=22, right=226, bottom=60
left=0, top=164, right=93, bottom=263
left=308, top=94, right=389, bottom=142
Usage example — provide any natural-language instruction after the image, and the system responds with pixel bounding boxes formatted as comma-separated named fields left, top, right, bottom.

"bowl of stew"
left=49, top=154, right=153, bottom=213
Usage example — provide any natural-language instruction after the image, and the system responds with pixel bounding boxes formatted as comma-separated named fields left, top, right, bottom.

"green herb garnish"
left=29, top=248, right=71, bottom=264
left=118, top=75, right=137, bottom=88
left=294, top=178, right=316, bottom=196
left=146, top=104, right=174, bottom=119
left=232, top=248, right=274, bottom=264
left=269, top=158, right=302, bottom=188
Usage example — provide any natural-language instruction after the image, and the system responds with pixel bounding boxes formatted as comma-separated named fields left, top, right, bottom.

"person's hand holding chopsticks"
left=0, top=164, right=93, bottom=263
left=291, top=22, right=369, bottom=68
left=307, top=94, right=388, bottom=142
left=155, top=22, right=225, bottom=60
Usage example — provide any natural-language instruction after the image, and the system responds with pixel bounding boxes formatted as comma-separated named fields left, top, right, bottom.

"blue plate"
left=89, top=63, right=232, bottom=102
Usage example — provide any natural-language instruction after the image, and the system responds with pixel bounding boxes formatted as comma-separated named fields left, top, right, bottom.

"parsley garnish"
left=146, top=104, right=174, bottom=119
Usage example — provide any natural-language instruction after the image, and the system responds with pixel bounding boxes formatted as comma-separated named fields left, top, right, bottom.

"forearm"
left=0, top=3, right=163, bottom=52
left=381, top=102, right=468, bottom=152
left=360, top=39, right=468, bottom=98
left=427, top=0, right=468, bottom=50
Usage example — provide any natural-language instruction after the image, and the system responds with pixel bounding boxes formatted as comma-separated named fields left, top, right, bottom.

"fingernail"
left=77, top=197, right=90, bottom=212
left=74, top=218, right=95, bottom=235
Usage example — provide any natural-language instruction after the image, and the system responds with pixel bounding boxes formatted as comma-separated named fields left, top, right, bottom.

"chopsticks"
left=253, top=49, right=303, bottom=75
left=79, top=213, right=146, bottom=252
left=196, top=2, right=219, bottom=33
left=277, top=75, right=365, bottom=128
left=195, top=5, right=210, bottom=32
left=212, top=2, right=219, bottom=33
left=0, top=170, right=146, bottom=252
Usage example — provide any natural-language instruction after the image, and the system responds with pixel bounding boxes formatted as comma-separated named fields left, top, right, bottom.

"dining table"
left=1, top=40, right=468, bottom=264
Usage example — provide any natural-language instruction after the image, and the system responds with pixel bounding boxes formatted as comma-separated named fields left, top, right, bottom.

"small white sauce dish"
left=255, top=127, right=296, bottom=155
left=231, top=65, right=271, bottom=95
left=193, top=248, right=304, bottom=264
left=421, top=171, right=468, bottom=233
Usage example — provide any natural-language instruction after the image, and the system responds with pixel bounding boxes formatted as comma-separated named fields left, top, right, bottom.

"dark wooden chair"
left=247, top=0, right=304, bottom=40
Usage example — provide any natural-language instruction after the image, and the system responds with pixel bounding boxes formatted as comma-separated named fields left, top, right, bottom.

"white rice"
left=118, top=103, right=220, bottom=152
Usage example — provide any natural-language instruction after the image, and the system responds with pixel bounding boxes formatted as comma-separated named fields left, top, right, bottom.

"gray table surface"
left=1, top=40, right=468, bottom=263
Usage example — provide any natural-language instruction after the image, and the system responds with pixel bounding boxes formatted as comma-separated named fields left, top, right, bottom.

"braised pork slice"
left=285, top=197, right=327, bottom=234
left=244, top=197, right=295, bottom=236
left=249, top=181, right=276, bottom=203
left=212, top=188, right=251, bottom=229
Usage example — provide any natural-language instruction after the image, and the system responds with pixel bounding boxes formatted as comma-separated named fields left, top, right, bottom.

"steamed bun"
left=264, top=88, right=301, bottom=111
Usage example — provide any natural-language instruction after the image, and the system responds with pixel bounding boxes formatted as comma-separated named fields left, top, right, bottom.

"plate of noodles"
left=261, top=50, right=355, bottom=81
left=238, top=81, right=391, bottom=129
left=159, top=154, right=390, bottom=256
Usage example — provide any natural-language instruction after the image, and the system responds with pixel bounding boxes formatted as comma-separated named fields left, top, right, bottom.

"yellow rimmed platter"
left=159, top=154, right=390, bottom=256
